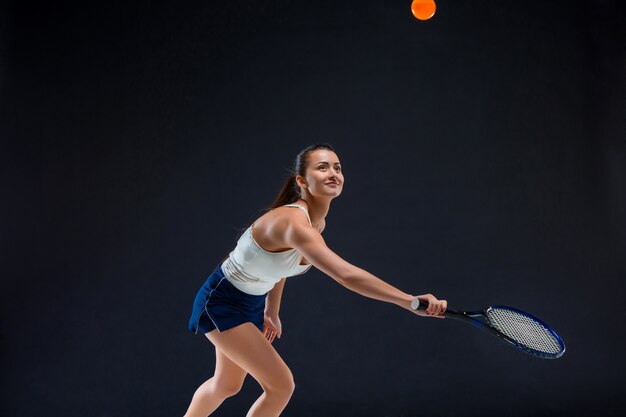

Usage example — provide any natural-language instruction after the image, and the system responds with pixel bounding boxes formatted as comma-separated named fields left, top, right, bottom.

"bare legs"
left=184, top=322, right=295, bottom=417
left=183, top=348, right=247, bottom=417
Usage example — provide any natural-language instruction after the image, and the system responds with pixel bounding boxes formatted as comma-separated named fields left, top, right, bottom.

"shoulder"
left=285, top=220, right=325, bottom=250
left=265, top=205, right=314, bottom=235
left=278, top=205, right=325, bottom=233
left=271, top=205, right=310, bottom=226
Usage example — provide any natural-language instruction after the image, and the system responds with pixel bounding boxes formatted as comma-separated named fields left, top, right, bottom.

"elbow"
left=336, top=276, right=352, bottom=288
left=337, top=267, right=362, bottom=287
left=317, top=256, right=361, bottom=287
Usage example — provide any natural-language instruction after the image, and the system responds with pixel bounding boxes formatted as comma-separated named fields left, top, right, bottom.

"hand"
left=413, top=293, right=447, bottom=319
left=262, top=313, right=282, bottom=343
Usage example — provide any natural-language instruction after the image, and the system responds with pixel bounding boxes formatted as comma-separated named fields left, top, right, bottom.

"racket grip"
left=411, top=297, right=455, bottom=318
left=411, top=297, right=429, bottom=311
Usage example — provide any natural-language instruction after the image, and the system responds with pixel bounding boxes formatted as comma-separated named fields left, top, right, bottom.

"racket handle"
left=411, top=297, right=450, bottom=316
left=411, top=297, right=428, bottom=311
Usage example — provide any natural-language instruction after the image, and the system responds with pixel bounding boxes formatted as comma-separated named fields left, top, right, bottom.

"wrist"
left=264, top=307, right=279, bottom=316
left=396, top=293, right=415, bottom=310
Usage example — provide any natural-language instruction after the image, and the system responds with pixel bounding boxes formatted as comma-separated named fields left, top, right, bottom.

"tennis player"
left=184, top=143, right=447, bottom=417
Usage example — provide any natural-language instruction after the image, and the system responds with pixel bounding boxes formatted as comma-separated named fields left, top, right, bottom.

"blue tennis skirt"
left=188, top=263, right=266, bottom=335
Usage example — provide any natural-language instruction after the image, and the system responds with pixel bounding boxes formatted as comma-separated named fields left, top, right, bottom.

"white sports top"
left=220, top=204, right=314, bottom=295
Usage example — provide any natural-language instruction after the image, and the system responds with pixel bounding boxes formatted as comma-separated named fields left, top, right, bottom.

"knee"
left=287, top=379, right=296, bottom=397
left=266, top=371, right=295, bottom=398
left=214, top=382, right=243, bottom=399
left=280, top=374, right=296, bottom=397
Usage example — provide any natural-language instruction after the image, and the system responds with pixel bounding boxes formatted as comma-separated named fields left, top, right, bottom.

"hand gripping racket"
left=411, top=298, right=566, bottom=359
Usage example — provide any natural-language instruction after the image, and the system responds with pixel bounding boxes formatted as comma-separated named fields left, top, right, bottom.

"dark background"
left=2, top=0, right=625, bottom=416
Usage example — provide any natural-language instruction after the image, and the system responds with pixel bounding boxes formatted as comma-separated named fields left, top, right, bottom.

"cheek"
left=312, top=172, right=326, bottom=182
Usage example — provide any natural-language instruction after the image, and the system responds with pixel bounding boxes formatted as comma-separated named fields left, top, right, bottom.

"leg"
left=207, top=322, right=295, bottom=417
left=184, top=348, right=248, bottom=417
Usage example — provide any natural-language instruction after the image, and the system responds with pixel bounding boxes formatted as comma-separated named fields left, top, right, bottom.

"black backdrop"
left=2, top=1, right=625, bottom=416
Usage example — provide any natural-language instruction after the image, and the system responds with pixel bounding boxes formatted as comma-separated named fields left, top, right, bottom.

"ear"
left=295, top=175, right=306, bottom=188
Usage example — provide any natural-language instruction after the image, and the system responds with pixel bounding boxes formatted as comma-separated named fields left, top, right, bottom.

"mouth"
left=325, top=182, right=339, bottom=187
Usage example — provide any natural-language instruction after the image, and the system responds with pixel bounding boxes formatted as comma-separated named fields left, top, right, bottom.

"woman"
left=184, top=143, right=447, bottom=417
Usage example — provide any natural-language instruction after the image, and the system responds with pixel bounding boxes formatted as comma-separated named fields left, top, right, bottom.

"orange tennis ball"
left=411, top=0, right=436, bottom=20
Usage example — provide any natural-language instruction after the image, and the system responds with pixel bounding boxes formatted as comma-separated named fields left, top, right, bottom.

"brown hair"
left=269, top=142, right=338, bottom=209
left=219, top=143, right=337, bottom=264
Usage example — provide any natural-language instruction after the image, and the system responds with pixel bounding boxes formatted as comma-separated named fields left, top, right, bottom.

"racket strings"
left=486, top=308, right=562, bottom=354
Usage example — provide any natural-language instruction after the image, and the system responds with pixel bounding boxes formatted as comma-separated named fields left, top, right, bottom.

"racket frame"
left=414, top=300, right=566, bottom=359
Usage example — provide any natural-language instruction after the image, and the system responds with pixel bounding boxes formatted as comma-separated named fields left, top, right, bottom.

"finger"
left=436, top=304, right=445, bottom=316
left=433, top=302, right=441, bottom=315
left=428, top=297, right=437, bottom=314
left=424, top=299, right=431, bottom=314
left=431, top=298, right=440, bottom=314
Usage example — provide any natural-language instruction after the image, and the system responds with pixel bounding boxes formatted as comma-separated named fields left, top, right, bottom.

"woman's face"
left=298, top=149, right=344, bottom=200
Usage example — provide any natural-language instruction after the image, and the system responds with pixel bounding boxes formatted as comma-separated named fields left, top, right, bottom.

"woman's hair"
left=219, top=143, right=337, bottom=265
left=269, top=142, right=337, bottom=209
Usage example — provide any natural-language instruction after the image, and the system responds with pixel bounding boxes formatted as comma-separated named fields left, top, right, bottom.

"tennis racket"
left=412, top=299, right=566, bottom=359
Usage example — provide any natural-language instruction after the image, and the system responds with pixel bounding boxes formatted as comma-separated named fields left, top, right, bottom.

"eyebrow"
left=315, top=161, right=341, bottom=165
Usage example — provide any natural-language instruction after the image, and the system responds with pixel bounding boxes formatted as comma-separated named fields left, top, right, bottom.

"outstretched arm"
left=285, top=223, right=447, bottom=317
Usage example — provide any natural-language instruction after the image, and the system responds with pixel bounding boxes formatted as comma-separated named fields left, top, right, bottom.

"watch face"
left=411, top=298, right=420, bottom=310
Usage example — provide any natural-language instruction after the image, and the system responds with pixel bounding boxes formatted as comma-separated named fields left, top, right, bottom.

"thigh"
left=214, top=347, right=248, bottom=388
left=206, top=323, right=293, bottom=390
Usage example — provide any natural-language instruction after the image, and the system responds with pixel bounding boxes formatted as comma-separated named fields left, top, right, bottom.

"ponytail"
left=269, top=173, right=300, bottom=209
left=218, top=173, right=301, bottom=265
left=269, top=142, right=336, bottom=210
left=220, top=143, right=337, bottom=265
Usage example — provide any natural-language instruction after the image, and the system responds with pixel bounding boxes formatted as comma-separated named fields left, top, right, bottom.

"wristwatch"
left=410, top=297, right=420, bottom=310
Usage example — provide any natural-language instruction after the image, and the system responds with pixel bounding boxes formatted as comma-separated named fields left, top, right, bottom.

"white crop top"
left=220, top=204, right=314, bottom=295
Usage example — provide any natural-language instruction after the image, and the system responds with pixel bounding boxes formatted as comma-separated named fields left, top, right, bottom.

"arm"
left=263, top=278, right=286, bottom=343
left=265, top=277, right=286, bottom=316
left=285, top=223, right=446, bottom=316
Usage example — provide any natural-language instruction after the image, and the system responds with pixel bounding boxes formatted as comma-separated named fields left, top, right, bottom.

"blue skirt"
left=188, top=263, right=267, bottom=334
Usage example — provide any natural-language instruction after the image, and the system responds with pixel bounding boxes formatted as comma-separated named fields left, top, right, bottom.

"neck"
left=294, top=197, right=330, bottom=227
